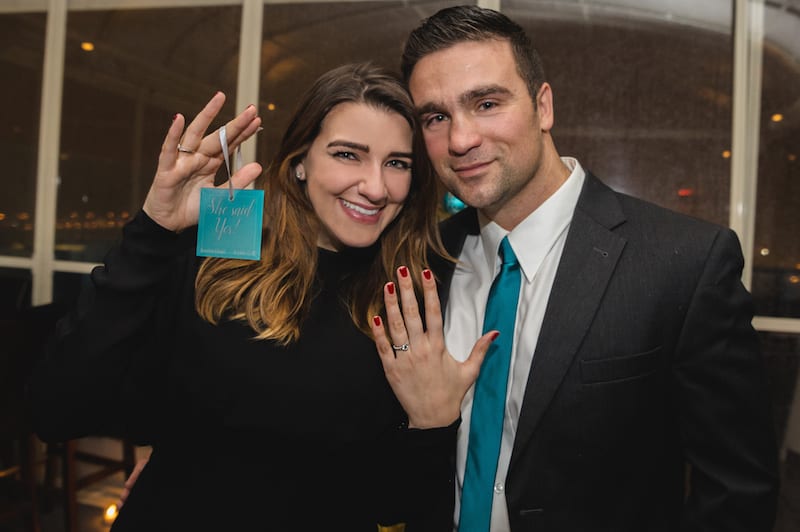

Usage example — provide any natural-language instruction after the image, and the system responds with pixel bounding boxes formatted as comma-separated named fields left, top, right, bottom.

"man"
left=403, top=5, right=778, bottom=531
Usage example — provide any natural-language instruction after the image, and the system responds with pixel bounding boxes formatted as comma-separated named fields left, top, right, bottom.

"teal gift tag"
left=196, top=187, right=264, bottom=260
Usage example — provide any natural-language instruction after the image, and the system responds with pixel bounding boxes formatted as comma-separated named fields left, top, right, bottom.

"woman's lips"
left=340, top=198, right=382, bottom=222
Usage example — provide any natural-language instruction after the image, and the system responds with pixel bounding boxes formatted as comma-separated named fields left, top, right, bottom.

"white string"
left=218, top=126, right=241, bottom=201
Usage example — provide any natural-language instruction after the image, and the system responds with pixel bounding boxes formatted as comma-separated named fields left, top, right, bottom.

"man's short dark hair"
left=401, top=5, right=546, bottom=103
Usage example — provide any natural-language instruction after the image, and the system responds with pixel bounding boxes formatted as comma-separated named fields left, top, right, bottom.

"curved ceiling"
left=504, top=0, right=799, bottom=62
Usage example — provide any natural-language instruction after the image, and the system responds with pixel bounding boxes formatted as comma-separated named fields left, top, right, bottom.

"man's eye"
left=479, top=101, right=496, bottom=110
left=425, top=114, right=447, bottom=127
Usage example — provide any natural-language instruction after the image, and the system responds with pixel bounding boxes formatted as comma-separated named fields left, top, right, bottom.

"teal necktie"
left=459, top=236, right=521, bottom=532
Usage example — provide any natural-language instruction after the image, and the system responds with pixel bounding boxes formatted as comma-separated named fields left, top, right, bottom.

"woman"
left=30, top=63, right=490, bottom=531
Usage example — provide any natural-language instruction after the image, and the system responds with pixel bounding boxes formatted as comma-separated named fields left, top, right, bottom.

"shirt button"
left=494, top=483, right=504, bottom=494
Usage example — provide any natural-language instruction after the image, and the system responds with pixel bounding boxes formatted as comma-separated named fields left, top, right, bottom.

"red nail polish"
left=399, top=266, right=409, bottom=278
left=373, top=316, right=382, bottom=327
left=172, top=113, right=177, bottom=121
left=423, top=269, right=432, bottom=281
left=387, top=282, right=395, bottom=295
left=490, top=331, right=500, bottom=341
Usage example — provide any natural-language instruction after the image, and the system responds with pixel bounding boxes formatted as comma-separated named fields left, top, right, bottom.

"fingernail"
left=373, top=316, right=382, bottom=326
left=387, top=282, right=395, bottom=295
left=423, top=269, right=432, bottom=281
left=399, top=266, right=409, bottom=278
left=257, top=126, right=264, bottom=132
left=490, top=331, right=500, bottom=341
left=172, top=113, right=177, bottom=121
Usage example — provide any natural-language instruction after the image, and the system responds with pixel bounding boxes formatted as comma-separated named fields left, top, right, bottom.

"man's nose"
left=449, top=114, right=482, bottom=155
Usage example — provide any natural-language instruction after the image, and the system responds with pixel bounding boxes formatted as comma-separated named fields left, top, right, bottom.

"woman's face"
left=296, top=102, right=413, bottom=251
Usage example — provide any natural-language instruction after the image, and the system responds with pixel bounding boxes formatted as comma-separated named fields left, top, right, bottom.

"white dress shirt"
left=445, top=157, right=585, bottom=531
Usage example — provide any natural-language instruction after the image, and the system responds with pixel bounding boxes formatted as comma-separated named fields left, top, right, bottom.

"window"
left=506, top=0, right=733, bottom=227
left=752, top=3, right=800, bottom=318
left=256, top=0, right=468, bottom=165
left=0, top=12, right=45, bottom=257
left=56, top=6, right=242, bottom=262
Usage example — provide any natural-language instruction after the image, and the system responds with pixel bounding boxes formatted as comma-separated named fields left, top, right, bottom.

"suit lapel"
left=510, top=174, right=627, bottom=462
left=435, top=208, right=479, bottom=315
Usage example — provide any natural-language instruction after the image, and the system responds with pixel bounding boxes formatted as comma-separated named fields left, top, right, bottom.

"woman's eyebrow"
left=327, top=140, right=370, bottom=152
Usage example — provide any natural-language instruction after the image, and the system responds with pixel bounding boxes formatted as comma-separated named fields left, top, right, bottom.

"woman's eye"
left=333, top=151, right=357, bottom=160
left=386, top=159, right=412, bottom=170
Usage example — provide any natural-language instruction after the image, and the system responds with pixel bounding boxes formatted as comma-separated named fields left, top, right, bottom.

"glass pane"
left=752, top=3, right=800, bottom=318
left=257, top=0, right=469, bottom=164
left=0, top=12, right=45, bottom=257
left=57, top=6, right=242, bottom=262
left=504, top=1, right=733, bottom=227
left=762, top=331, right=800, bottom=530
left=0, top=267, right=32, bottom=317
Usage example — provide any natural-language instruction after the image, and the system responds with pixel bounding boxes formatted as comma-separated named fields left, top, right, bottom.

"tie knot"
left=499, top=236, right=517, bottom=266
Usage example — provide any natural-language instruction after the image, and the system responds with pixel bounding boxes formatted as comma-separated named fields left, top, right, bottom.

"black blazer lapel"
left=434, top=207, right=479, bottom=315
left=510, top=174, right=628, bottom=461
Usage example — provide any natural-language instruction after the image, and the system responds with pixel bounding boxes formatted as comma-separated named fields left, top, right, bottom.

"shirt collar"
left=477, top=157, right=585, bottom=282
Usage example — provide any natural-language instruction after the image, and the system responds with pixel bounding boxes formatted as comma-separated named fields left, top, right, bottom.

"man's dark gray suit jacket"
left=433, top=173, right=779, bottom=531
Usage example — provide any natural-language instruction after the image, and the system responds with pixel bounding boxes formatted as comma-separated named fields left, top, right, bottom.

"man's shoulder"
left=578, top=172, right=740, bottom=260
left=585, top=173, right=726, bottom=235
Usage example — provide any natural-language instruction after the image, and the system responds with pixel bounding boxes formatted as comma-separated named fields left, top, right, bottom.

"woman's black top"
left=29, top=211, right=456, bottom=531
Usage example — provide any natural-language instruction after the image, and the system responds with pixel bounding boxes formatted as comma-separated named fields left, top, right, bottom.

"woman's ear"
left=295, top=163, right=306, bottom=181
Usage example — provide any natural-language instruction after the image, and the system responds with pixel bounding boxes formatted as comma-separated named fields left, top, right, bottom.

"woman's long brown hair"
left=194, top=62, right=450, bottom=344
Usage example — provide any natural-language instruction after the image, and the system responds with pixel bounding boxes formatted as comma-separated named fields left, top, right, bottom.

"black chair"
left=0, top=316, right=42, bottom=532
left=44, top=439, right=136, bottom=532
left=22, top=303, right=137, bottom=532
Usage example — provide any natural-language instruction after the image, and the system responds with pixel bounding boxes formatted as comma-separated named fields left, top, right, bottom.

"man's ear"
left=536, top=82, right=555, bottom=132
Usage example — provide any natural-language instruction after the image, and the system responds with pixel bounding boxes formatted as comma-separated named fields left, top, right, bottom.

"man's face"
left=408, top=39, right=553, bottom=228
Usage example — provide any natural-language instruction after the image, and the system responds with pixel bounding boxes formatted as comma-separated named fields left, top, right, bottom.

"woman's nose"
left=357, top=165, right=388, bottom=202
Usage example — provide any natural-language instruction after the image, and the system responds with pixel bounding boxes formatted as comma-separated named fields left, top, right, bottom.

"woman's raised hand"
left=142, top=92, right=263, bottom=232
left=370, top=266, right=498, bottom=429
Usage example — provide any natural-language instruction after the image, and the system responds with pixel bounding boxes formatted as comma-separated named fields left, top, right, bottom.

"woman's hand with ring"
left=143, top=92, right=263, bottom=232
left=370, top=265, right=498, bottom=429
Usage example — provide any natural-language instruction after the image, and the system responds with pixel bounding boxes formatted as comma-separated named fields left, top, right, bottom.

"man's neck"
left=484, top=153, right=571, bottom=231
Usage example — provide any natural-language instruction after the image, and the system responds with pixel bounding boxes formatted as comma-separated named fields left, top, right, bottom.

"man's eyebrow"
left=327, top=140, right=369, bottom=152
left=462, top=85, right=512, bottom=104
left=415, top=85, right=514, bottom=116
left=415, top=102, right=442, bottom=116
